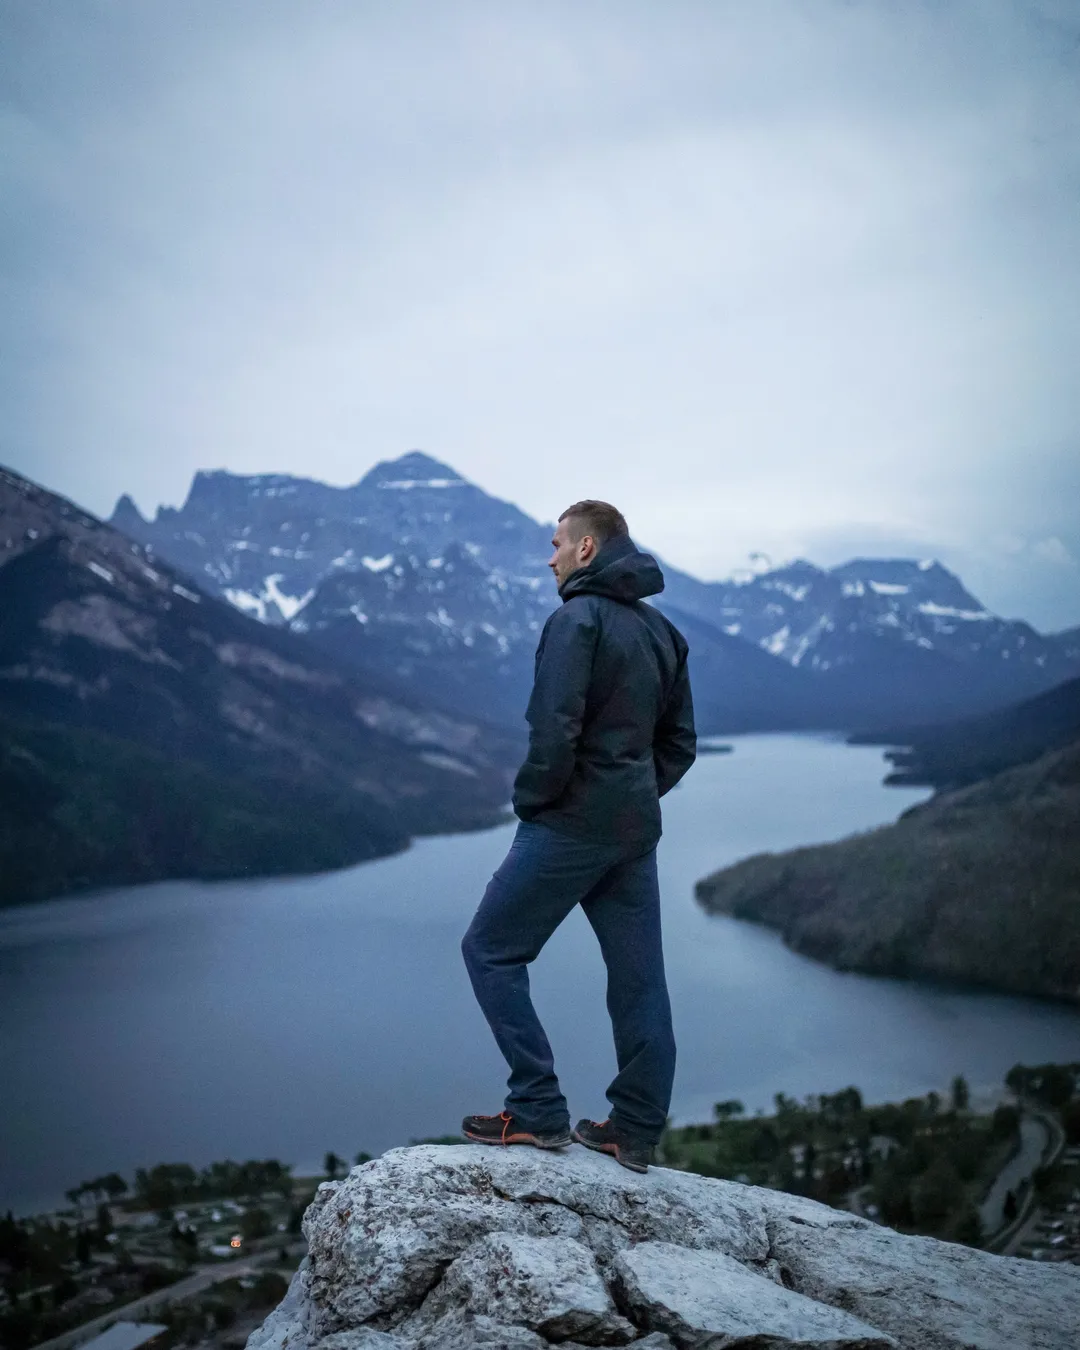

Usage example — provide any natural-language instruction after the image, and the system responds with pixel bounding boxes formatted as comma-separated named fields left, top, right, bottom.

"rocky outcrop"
left=247, top=1144, right=1080, bottom=1350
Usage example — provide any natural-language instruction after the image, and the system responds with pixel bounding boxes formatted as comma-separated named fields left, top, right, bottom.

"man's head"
left=549, top=500, right=629, bottom=587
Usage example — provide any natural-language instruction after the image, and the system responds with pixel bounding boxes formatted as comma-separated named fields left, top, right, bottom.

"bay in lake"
left=2, top=732, right=1077, bottom=1216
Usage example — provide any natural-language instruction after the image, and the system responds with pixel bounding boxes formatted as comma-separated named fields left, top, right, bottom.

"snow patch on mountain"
left=225, top=588, right=266, bottom=620
left=762, top=625, right=791, bottom=656
left=918, top=601, right=992, bottom=621
left=261, top=574, right=312, bottom=621
left=378, top=478, right=464, bottom=490
left=764, top=579, right=812, bottom=601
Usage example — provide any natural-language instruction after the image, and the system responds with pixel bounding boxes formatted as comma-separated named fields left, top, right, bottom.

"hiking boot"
left=462, top=1110, right=571, bottom=1149
left=572, top=1118, right=654, bottom=1173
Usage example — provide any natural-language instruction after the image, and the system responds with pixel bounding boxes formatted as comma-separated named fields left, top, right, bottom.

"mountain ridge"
left=109, top=451, right=1079, bottom=734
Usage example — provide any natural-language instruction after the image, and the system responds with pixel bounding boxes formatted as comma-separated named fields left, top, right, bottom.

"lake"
left=2, top=732, right=1077, bottom=1217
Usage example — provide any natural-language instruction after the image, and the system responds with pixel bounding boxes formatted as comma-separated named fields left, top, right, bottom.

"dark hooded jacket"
left=512, top=533, right=696, bottom=849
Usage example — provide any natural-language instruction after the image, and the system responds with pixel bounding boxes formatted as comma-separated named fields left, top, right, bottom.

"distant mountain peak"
left=770, top=559, right=824, bottom=577
left=358, top=449, right=468, bottom=491
left=166, top=468, right=329, bottom=520
left=728, top=552, right=796, bottom=584
left=830, top=557, right=949, bottom=580
left=111, top=492, right=146, bottom=527
left=825, top=557, right=985, bottom=613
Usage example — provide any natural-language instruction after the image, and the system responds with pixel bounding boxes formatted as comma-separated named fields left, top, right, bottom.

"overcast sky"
left=3, top=1, right=1079, bottom=630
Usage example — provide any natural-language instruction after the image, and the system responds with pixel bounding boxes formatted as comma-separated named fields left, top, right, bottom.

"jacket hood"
left=558, top=534, right=665, bottom=604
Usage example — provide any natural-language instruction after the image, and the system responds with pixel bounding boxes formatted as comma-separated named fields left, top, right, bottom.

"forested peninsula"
left=695, top=738, right=1080, bottom=1003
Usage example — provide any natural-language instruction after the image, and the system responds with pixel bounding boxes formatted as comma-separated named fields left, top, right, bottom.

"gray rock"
left=247, top=1256, right=314, bottom=1350
left=410, top=1232, right=635, bottom=1345
left=613, top=1240, right=896, bottom=1347
left=313, top=1333, right=411, bottom=1350
left=247, top=1144, right=1080, bottom=1350
left=413, top=1311, right=548, bottom=1348
left=763, top=1201, right=1080, bottom=1350
left=298, top=1144, right=764, bottom=1337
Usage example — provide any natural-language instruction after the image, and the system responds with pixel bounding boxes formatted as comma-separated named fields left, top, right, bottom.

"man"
left=460, top=500, right=696, bottom=1172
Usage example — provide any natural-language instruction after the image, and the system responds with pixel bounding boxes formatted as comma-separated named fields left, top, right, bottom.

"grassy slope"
left=694, top=739, right=1080, bottom=1003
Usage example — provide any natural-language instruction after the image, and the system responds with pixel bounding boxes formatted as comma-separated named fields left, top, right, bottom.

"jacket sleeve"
left=653, top=644, right=696, bottom=797
left=512, top=603, right=598, bottom=820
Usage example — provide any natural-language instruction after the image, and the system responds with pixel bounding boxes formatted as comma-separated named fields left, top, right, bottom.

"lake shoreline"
left=695, top=899, right=1080, bottom=1010
left=4, top=733, right=1077, bottom=1220
left=694, top=737, right=1079, bottom=1006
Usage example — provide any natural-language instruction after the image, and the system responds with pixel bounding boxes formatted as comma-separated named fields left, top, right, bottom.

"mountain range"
left=0, top=465, right=517, bottom=905
left=5, top=449, right=1079, bottom=907
left=111, top=450, right=1080, bottom=735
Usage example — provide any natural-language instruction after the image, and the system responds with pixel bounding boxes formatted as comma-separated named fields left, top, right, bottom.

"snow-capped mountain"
left=112, top=451, right=552, bottom=622
left=660, top=555, right=1059, bottom=673
left=112, top=452, right=556, bottom=724
left=0, top=463, right=518, bottom=886
left=111, top=451, right=1080, bottom=734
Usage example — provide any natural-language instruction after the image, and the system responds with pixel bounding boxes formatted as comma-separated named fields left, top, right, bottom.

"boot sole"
left=571, top=1127, right=649, bottom=1173
left=462, top=1128, right=571, bottom=1150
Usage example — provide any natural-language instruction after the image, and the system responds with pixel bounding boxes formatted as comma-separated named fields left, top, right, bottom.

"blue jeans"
left=461, top=818, right=676, bottom=1144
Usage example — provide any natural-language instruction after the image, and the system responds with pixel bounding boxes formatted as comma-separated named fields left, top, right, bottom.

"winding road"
left=978, top=1113, right=1051, bottom=1235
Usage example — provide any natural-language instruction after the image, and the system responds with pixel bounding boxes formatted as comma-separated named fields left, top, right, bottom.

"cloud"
left=1032, top=536, right=1076, bottom=567
left=2, top=0, right=1079, bottom=629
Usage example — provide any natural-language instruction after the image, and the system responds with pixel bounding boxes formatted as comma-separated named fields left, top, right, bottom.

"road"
left=998, top=1109, right=1068, bottom=1257
left=30, top=1244, right=305, bottom=1350
left=978, top=1113, right=1050, bottom=1236
left=844, top=1105, right=1061, bottom=1246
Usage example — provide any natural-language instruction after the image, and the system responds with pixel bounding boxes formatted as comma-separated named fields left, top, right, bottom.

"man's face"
left=549, top=517, right=596, bottom=587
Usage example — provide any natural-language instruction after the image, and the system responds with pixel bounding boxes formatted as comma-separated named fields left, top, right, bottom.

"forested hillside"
left=695, top=737, right=1080, bottom=1002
